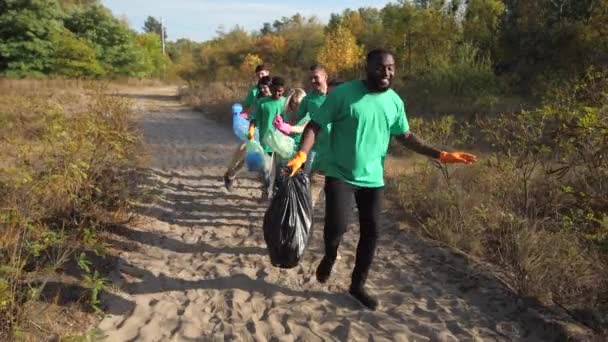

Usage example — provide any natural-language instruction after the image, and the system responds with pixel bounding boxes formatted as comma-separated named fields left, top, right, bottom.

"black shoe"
left=224, top=175, right=234, bottom=192
left=315, top=257, right=334, bottom=283
left=349, top=287, right=378, bottom=311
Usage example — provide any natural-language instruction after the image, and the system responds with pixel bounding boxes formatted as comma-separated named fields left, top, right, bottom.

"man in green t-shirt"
left=224, top=65, right=270, bottom=192
left=271, top=65, right=342, bottom=208
left=248, top=76, right=286, bottom=200
left=286, top=49, right=478, bottom=310
left=243, top=64, right=270, bottom=115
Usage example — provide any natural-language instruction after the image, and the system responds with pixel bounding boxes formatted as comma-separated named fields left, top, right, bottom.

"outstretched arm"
left=396, top=132, right=477, bottom=164
left=289, top=123, right=308, bottom=134
left=396, top=132, right=442, bottom=159
left=273, top=115, right=309, bottom=135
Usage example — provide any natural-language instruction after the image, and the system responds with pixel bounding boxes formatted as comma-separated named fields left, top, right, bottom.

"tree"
left=51, top=28, right=104, bottom=77
left=136, top=32, right=169, bottom=78
left=240, top=53, right=263, bottom=75
left=64, top=5, right=146, bottom=76
left=0, top=0, right=64, bottom=77
left=143, top=16, right=167, bottom=40
left=463, top=0, right=505, bottom=60
left=260, top=22, right=272, bottom=35
left=317, top=24, right=364, bottom=78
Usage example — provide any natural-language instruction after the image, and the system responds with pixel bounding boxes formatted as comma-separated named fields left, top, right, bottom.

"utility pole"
left=160, top=17, right=166, bottom=56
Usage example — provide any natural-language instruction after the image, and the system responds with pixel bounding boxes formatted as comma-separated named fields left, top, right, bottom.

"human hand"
left=247, top=125, right=255, bottom=140
left=273, top=116, right=292, bottom=135
left=439, top=151, right=478, bottom=164
left=286, top=151, right=307, bottom=176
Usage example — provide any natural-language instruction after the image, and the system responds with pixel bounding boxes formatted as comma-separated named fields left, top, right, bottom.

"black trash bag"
left=262, top=170, right=313, bottom=268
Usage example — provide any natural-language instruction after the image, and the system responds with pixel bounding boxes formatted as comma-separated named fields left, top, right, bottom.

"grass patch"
left=0, top=79, right=143, bottom=340
left=386, top=70, right=608, bottom=334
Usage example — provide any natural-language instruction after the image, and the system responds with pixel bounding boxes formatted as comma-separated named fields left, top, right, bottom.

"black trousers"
left=323, top=177, right=384, bottom=288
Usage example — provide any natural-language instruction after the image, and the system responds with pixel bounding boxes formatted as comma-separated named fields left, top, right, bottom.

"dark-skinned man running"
left=286, top=49, right=477, bottom=310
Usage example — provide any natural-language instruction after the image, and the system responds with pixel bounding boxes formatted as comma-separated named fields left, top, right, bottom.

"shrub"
left=0, top=80, right=142, bottom=338
left=387, top=69, right=608, bottom=331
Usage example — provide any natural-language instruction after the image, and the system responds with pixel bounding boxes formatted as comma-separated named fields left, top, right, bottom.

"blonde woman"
left=279, top=88, right=308, bottom=136
left=267, top=88, right=307, bottom=194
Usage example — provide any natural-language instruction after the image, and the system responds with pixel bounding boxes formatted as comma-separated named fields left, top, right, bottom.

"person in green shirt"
left=277, top=87, right=308, bottom=145
left=242, top=64, right=270, bottom=116
left=286, top=49, right=478, bottom=310
left=272, top=65, right=335, bottom=207
left=224, top=74, right=271, bottom=192
left=248, top=76, right=287, bottom=200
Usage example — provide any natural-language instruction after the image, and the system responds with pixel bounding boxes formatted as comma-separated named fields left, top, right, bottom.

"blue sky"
left=101, top=0, right=394, bottom=42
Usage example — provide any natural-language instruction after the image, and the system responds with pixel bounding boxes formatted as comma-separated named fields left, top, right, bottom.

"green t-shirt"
left=252, top=96, right=287, bottom=152
left=295, top=91, right=327, bottom=121
left=311, top=80, right=409, bottom=187
left=243, top=85, right=259, bottom=109
left=294, top=91, right=330, bottom=172
left=290, top=113, right=311, bottom=146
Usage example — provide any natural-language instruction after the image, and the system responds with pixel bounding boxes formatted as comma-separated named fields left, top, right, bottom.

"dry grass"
left=0, top=79, right=143, bottom=340
left=178, top=81, right=252, bottom=125
left=386, top=113, right=608, bottom=334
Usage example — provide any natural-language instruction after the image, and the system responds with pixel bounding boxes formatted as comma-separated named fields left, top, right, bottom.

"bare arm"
left=298, top=120, right=321, bottom=154
left=395, top=131, right=441, bottom=159
left=289, top=120, right=310, bottom=134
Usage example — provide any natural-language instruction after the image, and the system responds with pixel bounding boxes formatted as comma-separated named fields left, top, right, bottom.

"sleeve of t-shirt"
left=390, top=97, right=410, bottom=135
left=311, top=91, right=341, bottom=126
left=250, top=102, right=261, bottom=122
left=295, top=112, right=310, bottom=126
left=295, top=97, right=308, bottom=120
left=243, top=88, right=255, bottom=108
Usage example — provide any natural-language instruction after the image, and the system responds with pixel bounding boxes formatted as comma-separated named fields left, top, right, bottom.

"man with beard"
left=285, top=49, right=477, bottom=310
left=272, top=65, right=333, bottom=206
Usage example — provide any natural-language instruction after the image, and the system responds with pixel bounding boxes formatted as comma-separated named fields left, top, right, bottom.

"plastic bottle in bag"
left=232, top=103, right=258, bottom=142
left=263, top=171, right=313, bottom=268
left=245, top=140, right=266, bottom=172
left=263, top=128, right=296, bottom=160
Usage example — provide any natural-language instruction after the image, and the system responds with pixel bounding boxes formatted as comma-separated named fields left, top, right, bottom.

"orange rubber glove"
left=439, top=151, right=478, bottom=164
left=286, top=151, right=307, bottom=176
left=247, top=124, right=255, bottom=140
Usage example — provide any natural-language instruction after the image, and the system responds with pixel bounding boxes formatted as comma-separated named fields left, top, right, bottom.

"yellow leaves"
left=240, top=53, right=263, bottom=75
left=317, top=25, right=364, bottom=77
left=256, top=34, right=287, bottom=62
left=342, top=11, right=364, bottom=37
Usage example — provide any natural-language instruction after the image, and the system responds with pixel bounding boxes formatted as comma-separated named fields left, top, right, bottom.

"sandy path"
left=97, top=87, right=590, bottom=341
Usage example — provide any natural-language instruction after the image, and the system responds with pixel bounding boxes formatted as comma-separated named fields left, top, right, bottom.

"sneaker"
left=224, top=174, right=234, bottom=192
left=349, top=287, right=378, bottom=311
left=315, top=257, right=334, bottom=283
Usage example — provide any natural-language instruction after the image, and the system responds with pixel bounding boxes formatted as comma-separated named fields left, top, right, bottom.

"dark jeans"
left=323, top=177, right=384, bottom=289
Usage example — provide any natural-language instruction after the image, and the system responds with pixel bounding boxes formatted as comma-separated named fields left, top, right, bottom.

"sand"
left=97, top=87, right=592, bottom=341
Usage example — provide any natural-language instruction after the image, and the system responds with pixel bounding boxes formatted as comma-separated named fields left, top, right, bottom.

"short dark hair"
left=257, top=76, right=271, bottom=87
left=271, top=76, right=285, bottom=88
left=255, top=64, right=269, bottom=73
left=366, top=49, right=393, bottom=65
left=309, top=64, right=326, bottom=72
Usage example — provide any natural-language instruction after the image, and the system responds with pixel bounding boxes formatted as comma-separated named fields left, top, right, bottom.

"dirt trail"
left=97, top=87, right=590, bottom=341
